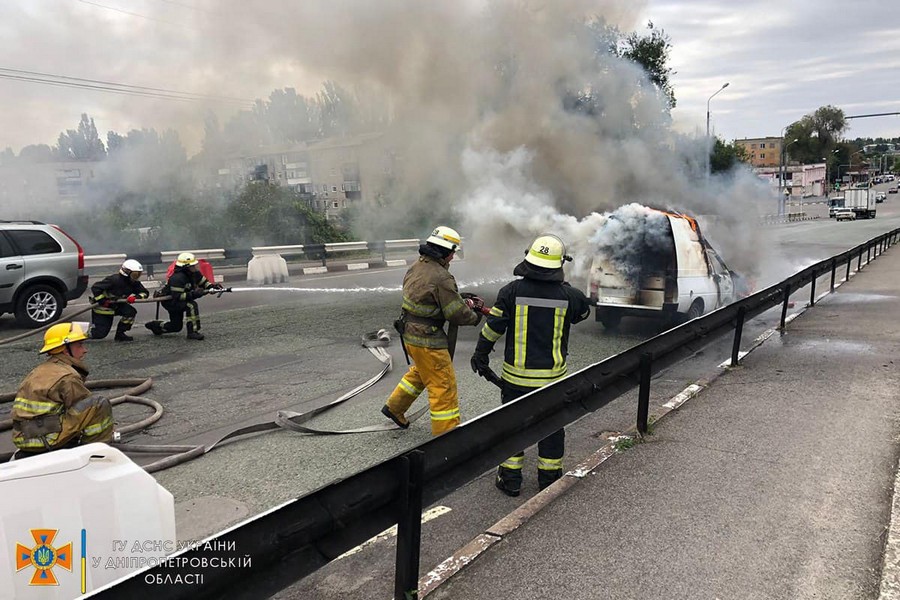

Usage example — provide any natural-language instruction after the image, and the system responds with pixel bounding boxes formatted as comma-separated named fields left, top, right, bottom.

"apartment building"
left=735, top=137, right=784, bottom=168
left=0, top=161, right=98, bottom=216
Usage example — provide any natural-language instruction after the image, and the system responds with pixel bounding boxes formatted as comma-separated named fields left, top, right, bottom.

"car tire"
left=686, top=300, right=704, bottom=321
left=599, top=313, right=621, bottom=330
left=15, top=284, right=64, bottom=329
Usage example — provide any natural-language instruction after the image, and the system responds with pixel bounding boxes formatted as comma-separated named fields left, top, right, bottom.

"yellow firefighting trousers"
left=385, top=344, right=460, bottom=435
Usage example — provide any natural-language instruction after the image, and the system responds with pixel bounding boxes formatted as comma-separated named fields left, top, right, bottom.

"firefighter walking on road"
left=381, top=226, right=485, bottom=435
left=470, top=234, right=591, bottom=496
left=90, top=259, right=150, bottom=342
left=11, top=322, right=114, bottom=456
left=145, top=252, right=221, bottom=340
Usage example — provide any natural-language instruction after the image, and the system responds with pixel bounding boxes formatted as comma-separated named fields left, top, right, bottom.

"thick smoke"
left=1, top=0, right=771, bottom=279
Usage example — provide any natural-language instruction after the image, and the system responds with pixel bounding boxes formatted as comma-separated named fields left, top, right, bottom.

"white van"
left=587, top=211, right=737, bottom=329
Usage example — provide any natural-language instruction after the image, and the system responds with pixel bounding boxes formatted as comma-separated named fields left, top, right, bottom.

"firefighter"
left=11, top=322, right=114, bottom=455
left=144, top=252, right=222, bottom=340
left=90, top=259, right=150, bottom=342
left=381, top=225, right=485, bottom=435
left=470, top=234, right=592, bottom=496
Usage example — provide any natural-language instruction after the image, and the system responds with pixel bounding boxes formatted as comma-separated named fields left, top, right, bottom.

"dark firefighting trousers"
left=91, top=304, right=137, bottom=339
left=158, top=299, right=201, bottom=335
left=497, top=384, right=565, bottom=490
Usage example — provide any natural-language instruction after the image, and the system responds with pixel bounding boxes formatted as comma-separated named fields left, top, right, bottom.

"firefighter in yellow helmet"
left=145, top=252, right=221, bottom=340
left=11, top=322, right=114, bottom=456
left=470, top=234, right=591, bottom=496
left=381, top=226, right=485, bottom=435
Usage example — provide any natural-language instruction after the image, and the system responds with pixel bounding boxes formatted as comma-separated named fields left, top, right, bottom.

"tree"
left=619, top=21, right=676, bottom=109
left=710, top=138, right=749, bottom=173
left=17, top=144, right=55, bottom=163
left=56, top=113, right=106, bottom=161
left=0, top=147, right=14, bottom=166
left=785, top=105, right=846, bottom=164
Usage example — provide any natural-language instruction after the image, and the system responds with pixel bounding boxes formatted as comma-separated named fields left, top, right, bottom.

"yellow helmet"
left=40, top=321, right=91, bottom=354
left=426, top=225, right=461, bottom=251
left=525, top=234, right=571, bottom=269
left=175, top=252, right=198, bottom=267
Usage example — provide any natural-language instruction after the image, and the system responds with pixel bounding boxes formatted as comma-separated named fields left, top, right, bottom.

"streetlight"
left=705, top=82, right=730, bottom=177
left=779, top=137, right=799, bottom=215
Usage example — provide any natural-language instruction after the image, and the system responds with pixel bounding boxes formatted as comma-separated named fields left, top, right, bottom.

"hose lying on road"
left=0, top=377, right=163, bottom=462
left=1, top=330, right=422, bottom=472
left=0, top=296, right=172, bottom=347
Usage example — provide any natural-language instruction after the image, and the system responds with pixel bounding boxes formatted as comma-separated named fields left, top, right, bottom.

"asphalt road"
left=1, top=189, right=898, bottom=597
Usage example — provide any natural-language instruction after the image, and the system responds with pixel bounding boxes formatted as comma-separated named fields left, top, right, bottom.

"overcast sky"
left=1, top=0, right=898, bottom=155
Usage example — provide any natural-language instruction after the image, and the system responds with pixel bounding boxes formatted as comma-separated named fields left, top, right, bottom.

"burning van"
left=586, top=208, right=737, bottom=329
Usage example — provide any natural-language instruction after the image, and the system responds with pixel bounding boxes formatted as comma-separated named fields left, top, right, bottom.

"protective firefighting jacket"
left=475, top=261, right=592, bottom=388
left=91, top=273, right=150, bottom=314
left=161, top=265, right=214, bottom=302
left=399, top=248, right=480, bottom=349
left=11, top=353, right=95, bottom=449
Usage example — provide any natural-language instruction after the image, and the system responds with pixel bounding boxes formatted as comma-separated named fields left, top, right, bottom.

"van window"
left=7, top=230, right=62, bottom=255
left=707, top=250, right=728, bottom=276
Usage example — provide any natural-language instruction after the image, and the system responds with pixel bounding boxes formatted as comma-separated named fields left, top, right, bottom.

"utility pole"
left=705, top=82, right=729, bottom=178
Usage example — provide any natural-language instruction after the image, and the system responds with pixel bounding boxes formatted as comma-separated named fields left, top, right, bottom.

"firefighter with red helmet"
left=145, top=252, right=221, bottom=340
left=11, top=322, right=114, bottom=455
left=90, top=259, right=150, bottom=342
left=381, top=226, right=485, bottom=435
left=470, top=234, right=592, bottom=496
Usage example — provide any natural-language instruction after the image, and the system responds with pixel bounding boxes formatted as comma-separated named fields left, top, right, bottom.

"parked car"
left=0, top=221, right=88, bottom=327
left=587, top=210, right=741, bottom=329
left=835, top=209, right=856, bottom=222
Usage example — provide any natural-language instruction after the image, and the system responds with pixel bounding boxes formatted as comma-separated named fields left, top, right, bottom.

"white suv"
left=0, top=221, right=88, bottom=328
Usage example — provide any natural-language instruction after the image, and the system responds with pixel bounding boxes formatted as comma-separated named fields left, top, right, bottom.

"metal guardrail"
left=93, top=227, right=899, bottom=599
left=83, top=239, right=426, bottom=274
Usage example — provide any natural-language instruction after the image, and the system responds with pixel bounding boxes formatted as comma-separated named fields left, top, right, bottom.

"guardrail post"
left=780, top=283, right=791, bottom=331
left=731, top=307, right=746, bottom=367
left=809, top=272, right=817, bottom=306
left=867, top=243, right=872, bottom=265
left=846, top=253, right=852, bottom=282
left=394, top=450, right=425, bottom=600
left=858, top=249, right=862, bottom=271
left=830, top=259, right=836, bottom=292
left=637, top=353, right=652, bottom=435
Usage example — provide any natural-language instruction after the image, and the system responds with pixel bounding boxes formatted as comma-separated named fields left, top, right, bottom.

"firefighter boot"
left=145, top=321, right=164, bottom=336
left=186, top=323, right=205, bottom=341
left=495, top=466, right=522, bottom=497
left=114, top=323, right=133, bottom=342
left=538, top=469, right=562, bottom=491
left=381, top=405, right=410, bottom=429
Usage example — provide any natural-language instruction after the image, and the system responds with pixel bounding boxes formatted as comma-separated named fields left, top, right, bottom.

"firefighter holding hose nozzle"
left=11, top=322, right=114, bottom=456
left=470, top=234, right=591, bottom=497
left=89, top=259, right=150, bottom=342
left=145, top=252, right=222, bottom=340
left=381, top=225, right=487, bottom=435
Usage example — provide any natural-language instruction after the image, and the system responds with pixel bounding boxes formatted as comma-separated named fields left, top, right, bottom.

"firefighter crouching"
left=470, top=234, right=592, bottom=496
left=90, top=259, right=150, bottom=342
left=11, top=322, right=114, bottom=456
left=145, top=252, right=221, bottom=340
left=381, top=225, right=486, bottom=435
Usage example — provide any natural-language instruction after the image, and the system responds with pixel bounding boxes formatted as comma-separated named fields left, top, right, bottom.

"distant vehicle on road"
left=875, top=192, right=886, bottom=203
left=844, top=189, right=876, bottom=219
left=828, top=196, right=845, bottom=218
left=889, top=186, right=898, bottom=194
left=835, top=209, right=856, bottom=222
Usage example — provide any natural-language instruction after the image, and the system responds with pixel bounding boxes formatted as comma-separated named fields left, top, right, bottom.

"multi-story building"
left=755, top=162, right=827, bottom=197
left=0, top=161, right=98, bottom=216
left=735, top=137, right=784, bottom=168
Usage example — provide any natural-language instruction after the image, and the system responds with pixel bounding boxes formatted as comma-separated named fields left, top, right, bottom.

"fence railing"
left=83, top=239, right=425, bottom=276
left=92, top=228, right=900, bottom=599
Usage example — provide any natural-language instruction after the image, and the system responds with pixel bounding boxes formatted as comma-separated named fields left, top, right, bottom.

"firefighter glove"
left=126, top=295, right=137, bottom=304
left=191, top=289, right=206, bottom=299
left=100, top=299, right=113, bottom=308
left=465, top=295, right=487, bottom=313
left=211, top=283, right=224, bottom=291
left=470, top=351, right=490, bottom=377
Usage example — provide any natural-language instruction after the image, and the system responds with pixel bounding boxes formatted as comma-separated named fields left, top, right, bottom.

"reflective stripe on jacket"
left=12, top=354, right=91, bottom=449
left=91, top=272, right=149, bottom=304
left=476, top=278, right=591, bottom=388
left=400, top=255, right=480, bottom=349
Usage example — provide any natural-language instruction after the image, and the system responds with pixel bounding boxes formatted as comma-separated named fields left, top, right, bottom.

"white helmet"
left=120, top=259, right=144, bottom=276
left=426, top=226, right=461, bottom=251
left=524, top=234, right=571, bottom=269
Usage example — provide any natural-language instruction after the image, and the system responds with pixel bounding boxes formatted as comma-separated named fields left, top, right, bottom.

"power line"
left=76, top=0, right=194, bottom=29
left=0, top=67, right=256, bottom=107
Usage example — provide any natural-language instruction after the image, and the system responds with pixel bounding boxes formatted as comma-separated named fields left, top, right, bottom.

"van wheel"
left=600, top=314, right=621, bottom=330
left=686, top=300, right=704, bottom=321
left=15, top=284, right=64, bottom=328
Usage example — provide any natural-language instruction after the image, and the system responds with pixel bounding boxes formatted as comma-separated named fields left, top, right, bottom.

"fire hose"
left=0, top=329, right=425, bottom=472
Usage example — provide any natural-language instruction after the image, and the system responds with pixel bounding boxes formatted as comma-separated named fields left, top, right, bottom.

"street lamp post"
left=705, top=82, right=730, bottom=177
left=779, top=136, right=799, bottom=215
